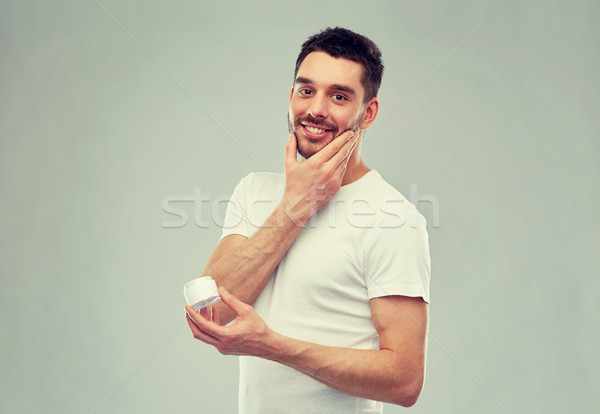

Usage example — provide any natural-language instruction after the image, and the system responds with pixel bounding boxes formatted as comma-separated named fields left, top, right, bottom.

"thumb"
left=218, top=286, right=248, bottom=315
left=285, top=132, right=298, bottom=169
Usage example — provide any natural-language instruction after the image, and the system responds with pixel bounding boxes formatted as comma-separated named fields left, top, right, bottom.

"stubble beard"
left=287, top=111, right=363, bottom=159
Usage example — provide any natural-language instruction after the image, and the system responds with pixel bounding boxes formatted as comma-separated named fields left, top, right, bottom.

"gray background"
left=1, top=1, right=598, bottom=413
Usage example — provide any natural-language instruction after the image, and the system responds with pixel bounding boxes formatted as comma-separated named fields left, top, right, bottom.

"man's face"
left=288, top=51, right=367, bottom=159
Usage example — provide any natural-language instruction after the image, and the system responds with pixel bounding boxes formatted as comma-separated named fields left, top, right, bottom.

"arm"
left=204, top=130, right=358, bottom=324
left=186, top=287, right=428, bottom=407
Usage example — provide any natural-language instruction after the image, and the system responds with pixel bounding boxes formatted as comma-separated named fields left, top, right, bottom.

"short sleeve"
left=364, top=205, right=431, bottom=303
left=220, top=175, right=251, bottom=240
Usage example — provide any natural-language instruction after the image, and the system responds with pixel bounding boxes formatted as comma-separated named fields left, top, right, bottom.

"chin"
left=297, top=134, right=332, bottom=159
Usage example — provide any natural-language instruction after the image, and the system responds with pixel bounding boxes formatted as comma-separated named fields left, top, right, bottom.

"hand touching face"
left=288, top=52, right=377, bottom=159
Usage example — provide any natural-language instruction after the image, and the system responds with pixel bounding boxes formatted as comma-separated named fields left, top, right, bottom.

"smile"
left=300, top=122, right=333, bottom=140
left=305, top=125, right=326, bottom=134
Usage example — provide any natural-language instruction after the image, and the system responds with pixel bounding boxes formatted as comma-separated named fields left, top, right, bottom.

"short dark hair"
left=294, top=27, right=384, bottom=103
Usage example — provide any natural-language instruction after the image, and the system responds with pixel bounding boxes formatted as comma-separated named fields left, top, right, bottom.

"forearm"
left=204, top=132, right=358, bottom=323
left=264, top=333, right=424, bottom=407
left=186, top=290, right=427, bottom=406
left=206, top=201, right=307, bottom=323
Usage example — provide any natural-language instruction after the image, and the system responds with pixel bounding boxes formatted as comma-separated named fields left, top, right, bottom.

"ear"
left=289, top=86, right=295, bottom=102
left=359, top=97, right=379, bottom=130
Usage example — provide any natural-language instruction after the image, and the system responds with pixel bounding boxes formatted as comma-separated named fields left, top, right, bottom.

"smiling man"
left=185, top=27, right=431, bottom=413
left=289, top=50, right=373, bottom=157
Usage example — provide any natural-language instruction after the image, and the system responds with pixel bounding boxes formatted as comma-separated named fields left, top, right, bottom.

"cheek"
left=338, top=112, right=358, bottom=130
left=347, top=108, right=365, bottom=129
left=289, top=105, right=303, bottom=124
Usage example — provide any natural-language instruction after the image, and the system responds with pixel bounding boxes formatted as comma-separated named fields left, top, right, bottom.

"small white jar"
left=183, top=276, right=221, bottom=311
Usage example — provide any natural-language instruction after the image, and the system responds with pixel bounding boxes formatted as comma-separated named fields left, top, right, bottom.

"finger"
left=335, top=156, right=349, bottom=181
left=185, top=305, right=225, bottom=337
left=212, top=306, right=221, bottom=326
left=284, top=132, right=298, bottom=170
left=310, top=129, right=355, bottom=164
left=331, top=139, right=358, bottom=182
left=218, top=287, right=249, bottom=316
left=185, top=315, right=220, bottom=345
left=185, top=306, right=205, bottom=328
left=329, top=134, right=359, bottom=171
left=186, top=314, right=221, bottom=346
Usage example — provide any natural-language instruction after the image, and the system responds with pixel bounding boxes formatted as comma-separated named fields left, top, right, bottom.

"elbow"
left=396, top=393, right=419, bottom=408
left=392, top=374, right=424, bottom=407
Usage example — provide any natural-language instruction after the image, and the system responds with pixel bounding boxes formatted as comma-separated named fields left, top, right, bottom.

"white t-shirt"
left=220, top=170, right=431, bottom=414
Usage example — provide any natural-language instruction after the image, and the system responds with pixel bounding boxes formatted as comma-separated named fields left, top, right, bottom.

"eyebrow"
left=295, top=77, right=357, bottom=97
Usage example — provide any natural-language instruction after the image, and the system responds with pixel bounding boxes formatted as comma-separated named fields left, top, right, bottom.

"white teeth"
left=306, top=126, right=326, bottom=134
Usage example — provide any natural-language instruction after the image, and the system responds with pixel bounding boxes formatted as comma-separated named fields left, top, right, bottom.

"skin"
left=288, top=51, right=378, bottom=185
left=186, top=51, right=429, bottom=407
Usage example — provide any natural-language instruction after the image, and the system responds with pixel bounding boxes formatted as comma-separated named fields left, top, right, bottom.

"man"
left=185, top=27, right=431, bottom=413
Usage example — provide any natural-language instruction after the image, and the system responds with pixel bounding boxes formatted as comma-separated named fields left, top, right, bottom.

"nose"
left=307, top=94, right=328, bottom=119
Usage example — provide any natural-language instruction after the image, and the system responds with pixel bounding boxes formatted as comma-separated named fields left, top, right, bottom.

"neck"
left=341, top=132, right=370, bottom=186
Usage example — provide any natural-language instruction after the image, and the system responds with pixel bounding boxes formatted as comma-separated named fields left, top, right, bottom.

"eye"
left=332, top=94, right=347, bottom=101
left=299, top=88, right=313, bottom=96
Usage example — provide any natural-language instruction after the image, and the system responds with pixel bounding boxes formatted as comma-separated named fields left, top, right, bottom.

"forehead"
left=296, top=51, right=365, bottom=98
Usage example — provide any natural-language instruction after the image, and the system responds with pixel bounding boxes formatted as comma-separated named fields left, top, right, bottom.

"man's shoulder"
left=357, top=170, right=409, bottom=204
left=357, top=170, right=427, bottom=227
left=235, top=171, right=285, bottom=197
left=239, top=171, right=284, bottom=186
